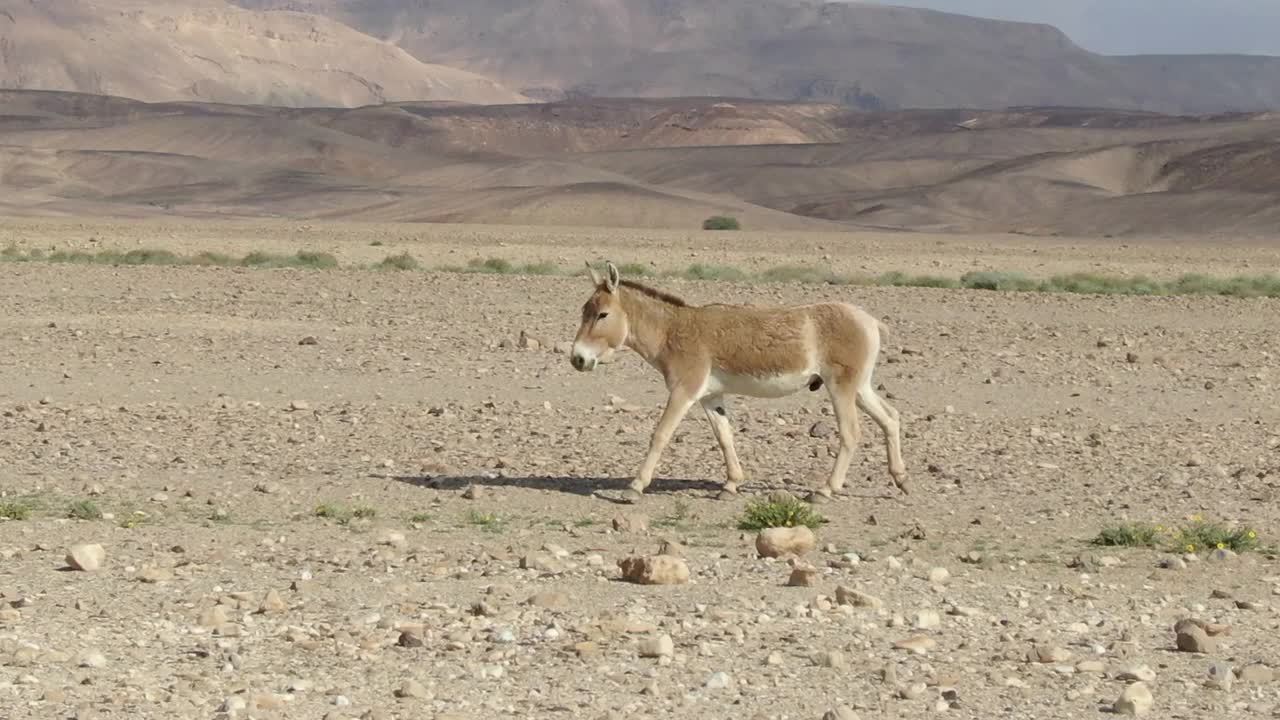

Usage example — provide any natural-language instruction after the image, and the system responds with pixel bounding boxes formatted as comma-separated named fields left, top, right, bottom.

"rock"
left=809, top=421, right=832, bottom=438
left=914, top=610, right=941, bottom=630
left=1076, top=660, right=1106, bottom=674
left=376, top=530, right=406, bottom=548
left=898, top=682, right=927, bottom=700
left=1113, top=681, right=1154, bottom=716
left=0, top=607, right=20, bottom=624
left=526, top=591, right=571, bottom=609
left=1207, top=661, right=1234, bottom=691
left=289, top=400, right=310, bottom=411
left=787, top=566, right=819, bottom=587
left=462, top=485, right=486, bottom=500
left=927, top=566, right=951, bottom=584
left=516, top=330, right=541, bottom=350
left=612, top=514, right=649, bottom=533
left=657, top=539, right=685, bottom=557
left=394, top=679, right=428, bottom=699
left=520, top=554, right=565, bottom=574
left=137, top=567, right=172, bottom=584
left=1237, top=664, right=1274, bottom=684
left=705, top=671, right=733, bottom=690
left=814, top=650, right=846, bottom=669
left=1026, top=645, right=1071, bottom=664
left=617, top=555, right=689, bottom=585
left=638, top=635, right=674, bottom=658
left=1175, top=624, right=1215, bottom=654
left=298, top=335, right=319, bottom=345
left=822, top=707, right=861, bottom=720
left=893, top=635, right=937, bottom=655
left=756, top=526, right=816, bottom=558
left=1208, top=548, right=1239, bottom=563
left=259, top=589, right=286, bottom=613
left=78, top=651, right=107, bottom=668
left=835, top=586, right=883, bottom=610
left=66, top=543, right=105, bottom=571
left=199, top=606, right=230, bottom=628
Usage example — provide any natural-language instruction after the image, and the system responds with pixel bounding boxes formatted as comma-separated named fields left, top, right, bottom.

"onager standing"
left=570, top=261, right=908, bottom=503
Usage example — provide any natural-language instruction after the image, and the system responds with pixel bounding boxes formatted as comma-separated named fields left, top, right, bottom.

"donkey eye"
left=597, top=312, right=609, bottom=320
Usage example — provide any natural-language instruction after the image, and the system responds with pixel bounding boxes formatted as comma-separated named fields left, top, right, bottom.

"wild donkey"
left=570, top=261, right=908, bottom=503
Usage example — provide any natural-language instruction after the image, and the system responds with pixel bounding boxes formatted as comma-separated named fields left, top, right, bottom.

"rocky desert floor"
left=2, top=218, right=1280, bottom=720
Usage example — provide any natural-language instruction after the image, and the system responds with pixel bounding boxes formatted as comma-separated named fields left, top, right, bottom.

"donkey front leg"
left=624, top=387, right=697, bottom=502
left=700, top=394, right=746, bottom=499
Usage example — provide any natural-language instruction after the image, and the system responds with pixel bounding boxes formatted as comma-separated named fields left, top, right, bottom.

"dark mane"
left=619, top=278, right=688, bottom=307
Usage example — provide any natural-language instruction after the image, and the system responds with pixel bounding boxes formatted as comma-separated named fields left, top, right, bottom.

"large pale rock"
left=65, top=544, right=105, bottom=572
left=755, top=526, right=816, bottom=558
left=618, top=555, right=689, bottom=585
left=1113, top=681, right=1153, bottom=716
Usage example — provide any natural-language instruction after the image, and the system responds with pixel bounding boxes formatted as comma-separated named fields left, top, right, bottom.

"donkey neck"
left=618, top=285, right=684, bottom=367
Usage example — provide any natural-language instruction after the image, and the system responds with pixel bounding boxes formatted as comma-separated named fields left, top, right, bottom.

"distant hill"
left=0, top=0, right=528, bottom=107
left=234, top=0, right=1280, bottom=114
left=3, top=89, right=1279, bottom=238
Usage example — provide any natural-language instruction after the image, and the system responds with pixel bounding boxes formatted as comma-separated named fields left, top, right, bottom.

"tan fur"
left=571, top=261, right=908, bottom=502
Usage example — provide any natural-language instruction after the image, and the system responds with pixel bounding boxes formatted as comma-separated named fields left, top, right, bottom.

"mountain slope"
left=233, top=0, right=1280, bottom=114
left=0, top=0, right=528, bottom=107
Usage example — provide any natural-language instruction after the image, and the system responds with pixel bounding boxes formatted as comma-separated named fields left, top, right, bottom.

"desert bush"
left=702, top=215, right=741, bottom=230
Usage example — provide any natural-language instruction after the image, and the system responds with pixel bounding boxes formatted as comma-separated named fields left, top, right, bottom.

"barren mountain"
left=2, top=90, right=1279, bottom=237
left=236, top=0, right=1280, bottom=115
left=0, top=0, right=528, bottom=107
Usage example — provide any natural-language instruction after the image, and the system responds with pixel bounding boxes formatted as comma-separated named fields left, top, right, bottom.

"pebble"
left=705, top=671, right=733, bottom=690
left=395, top=679, right=429, bottom=699
left=612, top=514, right=649, bottom=532
left=1207, top=661, right=1234, bottom=691
left=814, top=650, right=846, bottom=669
left=823, top=707, right=860, bottom=720
left=78, top=650, right=107, bottom=668
left=787, top=566, right=819, bottom=587
left=638, top=634, right=674, bottom=658
left=1117, top=665, right=1157, bottom=683
left=1175, top=623, right=1215, bottom=654
left=914, top=610, right=941, bottom=630
left=259, top=589, right=286, bottom=613
left=66, top=543, right=105, bottom=572
left=1026, top=645, right=1071, bottom=664
left=835, top=586, right=883, bottom=610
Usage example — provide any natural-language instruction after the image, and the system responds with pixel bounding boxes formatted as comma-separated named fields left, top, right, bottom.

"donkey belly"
left=705, top=367, right=817, bottom=399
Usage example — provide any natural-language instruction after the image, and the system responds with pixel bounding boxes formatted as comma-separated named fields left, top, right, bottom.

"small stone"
left=526, top=591, right=571, bottom=609
left=1113, top=681, right=1154, bottom=716
left=814, top=650, right=846, bottom=668
left=657, top=539, right=685, bottom=556
left=289, top=400, right=310, bottom=411
left=822, top=707, right=860, bottom=720
left=638, top=634, right=674, bottom=658
left=298, top=335, right=319, bottom=345
left=79, top=650, right=107, bottom=668
left=787, top=566, right=818, bottom=587
left=927, top=566, right=951, bottom=584
left=809, top=421, right=832, bottom=438
left=259, top=589, right=286, bottom=613
left=705, top=671, right=732, bottom=690
left=199, top=606, right=230, bottom=628
left=1207, top=661, right=1234, bottom=691
left=377, top=530, right=406, bottom=548
left=461, top=485, right=486, bottom=500
left=395, top=679, right=428, bottom=699
left=0, top=607, right=20, bottom=624
left=893, top=635, right=937, bottom=655
left=835, top=586, right=883, bottom=610
left=914, top=610, right=941, bottom=629
left=1208, top=548, right=1238, bottom=563
left=137, top=567, right=171, bottom=584
left=617, top=555, right=689, bottom=585
left=755, top=526, right=816, bottom=558
left=66, top=543, right=105, bottom=571
left=898, top=682, right=927, bottom=700
left=612, top=514, right=649, bottom=533
left=1026, top=645, right=1071, bottom=664
left=1076, top=660, right=1106, bottom=674
left=1237, top=664, right=1274, bottom=684
left=1175, top=624, right=1215, bottom=654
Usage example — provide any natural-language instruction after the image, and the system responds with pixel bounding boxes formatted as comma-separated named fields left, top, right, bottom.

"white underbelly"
left=704, top=367, right=818, bottom=399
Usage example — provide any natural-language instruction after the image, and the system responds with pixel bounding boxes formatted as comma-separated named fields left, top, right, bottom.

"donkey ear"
left=604, top=261, right=620, bottom=293
left=585, top=261, right=603, bottom=287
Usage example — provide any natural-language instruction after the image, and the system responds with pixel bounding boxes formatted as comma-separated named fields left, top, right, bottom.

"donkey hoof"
left=716, top=487, right=739, bottom=501
left=808, top=489, right=834, bottom=505
left=620, top=489, right=644, bottom=504
left=892, top=476, right=912, bottom=495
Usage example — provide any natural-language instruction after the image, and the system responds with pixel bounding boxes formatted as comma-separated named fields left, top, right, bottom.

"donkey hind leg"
left=810, top=373, right=861, bottom=504
left=700, top=394, right=746, bottom=499
left=856, top=380, right=910, bottom=494
left=624, top=387, right=697, bottom=503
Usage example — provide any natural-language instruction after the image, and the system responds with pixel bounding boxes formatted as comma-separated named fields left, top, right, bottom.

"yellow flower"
left=1185, top=543, right=1196, bottom=552
left=1216, top=542, right=1226, bottom=549
left=1154, top=525, right=1164, bottom=532
left=1192, top=513, right=1203, bottom=522
left=1248, top=530, right=1257, bottom=539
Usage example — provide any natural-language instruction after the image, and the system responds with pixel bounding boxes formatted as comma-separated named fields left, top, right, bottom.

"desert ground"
left=1, top=218, right=1279, bottom=720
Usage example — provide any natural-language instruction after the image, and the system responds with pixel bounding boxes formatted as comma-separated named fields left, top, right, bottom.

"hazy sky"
left=861, top=1, right=1280, bottom=56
